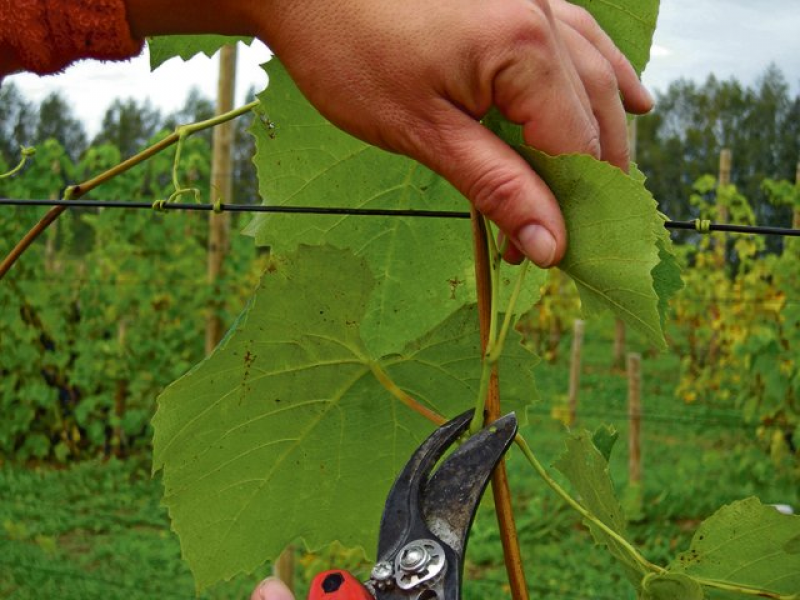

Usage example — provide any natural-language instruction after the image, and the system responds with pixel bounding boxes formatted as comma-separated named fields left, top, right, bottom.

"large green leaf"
left=152, top=245, right=536, bottom=589
left=244, top=60, right=544, bottom=357
left=569, top=0, right=660, bottom=75
left=668, top=497, right=800, bottom=597
left=554, top=428, right=647, bottom=587
left=148, top=35, right=253, bottom=70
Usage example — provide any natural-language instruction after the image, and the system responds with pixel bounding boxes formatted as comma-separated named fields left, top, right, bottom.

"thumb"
left=251, top=577, right=295, bottom=600
left=416, top=109, right=566, bottom=268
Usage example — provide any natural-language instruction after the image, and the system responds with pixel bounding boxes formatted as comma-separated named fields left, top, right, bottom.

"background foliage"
left=0, top=95, right=265, bottom=462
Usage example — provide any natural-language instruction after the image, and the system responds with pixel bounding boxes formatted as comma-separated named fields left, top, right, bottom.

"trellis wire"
left=2, top=198, right=800, bottom=237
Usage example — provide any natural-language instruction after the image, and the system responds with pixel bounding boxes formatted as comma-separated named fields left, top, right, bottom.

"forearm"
left=0, top=0, right=143, bottom=77
left=0, top=0, right=272, bottom=79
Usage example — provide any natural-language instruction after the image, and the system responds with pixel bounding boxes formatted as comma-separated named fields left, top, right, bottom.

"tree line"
left=0, top=83, right=259, bottom=205
left=637, top=65, right=800, bottom=231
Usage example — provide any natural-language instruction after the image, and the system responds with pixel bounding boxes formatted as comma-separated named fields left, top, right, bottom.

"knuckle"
left=588, top=135, right=602, bottom=159
left=582, top=125, right=602, bottom=159
left=607, top=143, right=630, bottom=169
left=589, top=59, right=619, bottom=96
left=482, top=1, right=555, bottom=53
left=468, top=167, right=525, bottom=222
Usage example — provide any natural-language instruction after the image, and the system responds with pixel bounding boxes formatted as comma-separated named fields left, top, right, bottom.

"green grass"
left=2, top=316, right=797, bottom=599
left=0, top=458, right=263, bottom=599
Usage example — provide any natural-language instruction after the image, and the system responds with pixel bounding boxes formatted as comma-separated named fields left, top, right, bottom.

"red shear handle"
left=308, top=570, right=373, bottom=600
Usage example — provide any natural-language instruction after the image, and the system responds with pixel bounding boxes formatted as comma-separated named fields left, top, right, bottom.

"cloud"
left=643, top=0, right=799, bottom=93
left=6, top=41, right=271, bottom=138
left=650, top=45, right=671, bottom=58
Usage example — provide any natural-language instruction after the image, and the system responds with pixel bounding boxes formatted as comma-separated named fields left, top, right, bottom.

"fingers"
left=552, top=1, right=654, bottom=115
left=493, top=0, right=653, bottom=174
left=251, top=578, right=295, bottom=600
left=558, top=24, right=630, bottom=170
left=490, top=8, right=603, bottom=163
left=414, top=106, right=566, bottom=268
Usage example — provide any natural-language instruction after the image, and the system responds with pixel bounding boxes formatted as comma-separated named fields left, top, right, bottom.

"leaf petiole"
left=370, top=362, right=446, bottom=426
left=488, top=260, right=530, bottom=364
left=514, top=432, right=665, bottom=576
left=690, top=577, right=799, bottom=600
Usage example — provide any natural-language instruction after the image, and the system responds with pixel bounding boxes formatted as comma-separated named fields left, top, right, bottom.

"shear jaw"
left=367, top=411, right=519, bottom=600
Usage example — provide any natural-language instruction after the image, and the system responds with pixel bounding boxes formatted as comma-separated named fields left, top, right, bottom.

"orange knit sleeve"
left=0, top=0, right=144, bottom=76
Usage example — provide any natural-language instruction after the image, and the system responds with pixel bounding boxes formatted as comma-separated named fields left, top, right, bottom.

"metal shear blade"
left=368, top=410, right=518, bottom=600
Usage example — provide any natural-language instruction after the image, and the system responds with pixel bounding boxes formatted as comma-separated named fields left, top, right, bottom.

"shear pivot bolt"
left=399, top=544, right=430, bottom=573
left=394, top=540, right=446, bottom=591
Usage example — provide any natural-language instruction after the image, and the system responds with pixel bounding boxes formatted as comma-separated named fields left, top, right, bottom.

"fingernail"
left=254, top=577, right=294, bottom=600
left=517, top=224, right=556, bottom=268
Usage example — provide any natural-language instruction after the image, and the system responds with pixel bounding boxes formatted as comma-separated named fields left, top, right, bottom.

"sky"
left=5, top=0, right=800, bottom=137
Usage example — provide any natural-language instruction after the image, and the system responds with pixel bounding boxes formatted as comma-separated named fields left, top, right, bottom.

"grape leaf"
left=554, top=429, right=647, bottom=587
left=522, top=149, right=678, bottom=349
left=568, top=0, right=660, bottom=76
left=148, top=35, right=253, bottom=70
left=244, top=60, right=544, bottom=358
left=483, top=112, right=681, bottom=348
left=641, top=573, right=704, bottom=600
left=668, top=497, right=800, bottom=597
left=632, top=165, right=685, bottom=332
left=151, top=245, right=536, bottom=590
left=591, top=424, right=619, bottom=463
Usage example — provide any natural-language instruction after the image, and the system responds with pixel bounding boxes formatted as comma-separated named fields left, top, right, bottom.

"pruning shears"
left=307, top=410, right=518, bottom=600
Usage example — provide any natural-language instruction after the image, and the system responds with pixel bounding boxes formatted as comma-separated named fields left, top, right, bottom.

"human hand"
left=251, top=0, right=653, bottom=266
left=250, top=577, right=295, bottom=600
left=127, top=0, right=653, bottom=267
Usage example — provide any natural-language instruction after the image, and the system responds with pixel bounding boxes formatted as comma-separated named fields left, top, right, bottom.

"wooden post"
left=205, top=45, right=237, bottom=355
left=568, top=319, right=585, bottom=425
left=794, top=161, right=800, bottom=230
left=709, top=149, right=732, bottom=363
left=717, top=148, right=732, bottom=224
left=546, top=269, right=563, bottom=362
left=627, top=353, right=642, bottom=486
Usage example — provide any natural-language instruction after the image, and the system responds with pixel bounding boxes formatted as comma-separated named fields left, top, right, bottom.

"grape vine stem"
left=0, top=101, right=259, bottom=281
left=470, top=209, right=530, bottom=600
left=513, top=433, right=664, bottom=575
left=0, top=146, right=36, bottom=180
